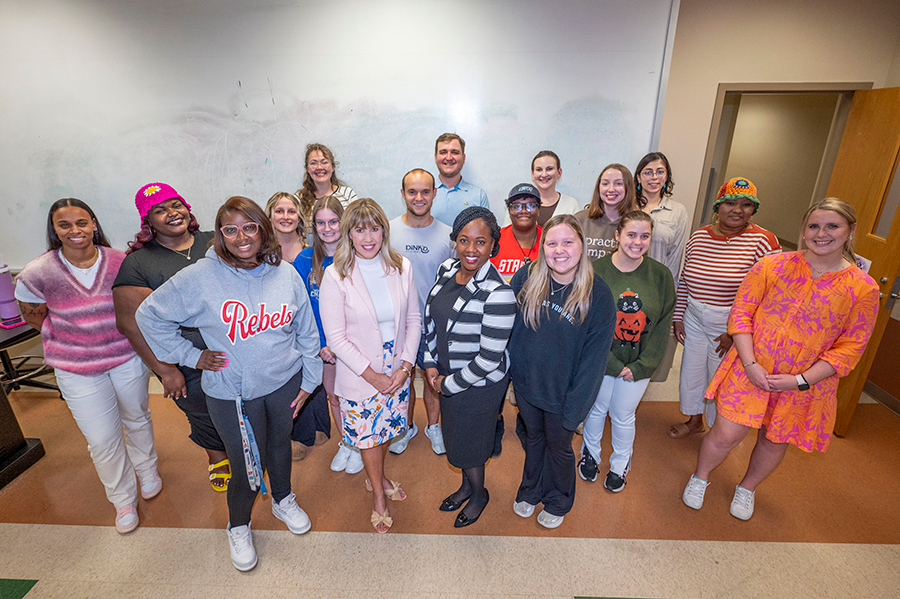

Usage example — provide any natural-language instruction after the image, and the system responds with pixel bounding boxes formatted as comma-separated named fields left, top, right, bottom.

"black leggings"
left=167, top=365, right=226, bottom=452
left=206, top=370, right=302, bottom=527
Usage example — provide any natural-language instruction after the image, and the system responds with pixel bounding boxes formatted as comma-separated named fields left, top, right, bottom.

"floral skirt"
left=340, top=340, right=409, bottom=450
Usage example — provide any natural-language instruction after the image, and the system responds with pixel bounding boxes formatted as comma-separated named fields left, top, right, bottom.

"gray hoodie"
left=136, top=246, right=322, bottom=400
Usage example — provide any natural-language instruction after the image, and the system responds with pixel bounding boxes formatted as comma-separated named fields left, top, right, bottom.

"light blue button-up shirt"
left=431, top=177, right=490, bottom=226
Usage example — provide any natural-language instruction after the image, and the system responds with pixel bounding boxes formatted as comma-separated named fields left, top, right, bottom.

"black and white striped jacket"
left=422, top=258, right=517, bottom=396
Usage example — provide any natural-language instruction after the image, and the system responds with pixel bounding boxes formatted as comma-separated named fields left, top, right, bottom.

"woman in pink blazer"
left=319, top=198, right=421, bottom=533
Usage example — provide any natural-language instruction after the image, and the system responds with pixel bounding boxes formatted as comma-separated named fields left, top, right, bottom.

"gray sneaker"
left=730, top=485, right=755, bottom=520
left=424, top=423, right=446, bottom=455
left=389, top=422, right=418, bottom=454
left=682, top=475, right=710, bottom=510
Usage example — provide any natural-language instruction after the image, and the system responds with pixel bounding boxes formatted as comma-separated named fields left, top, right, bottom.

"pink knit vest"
left=16, top=247, right=136, bottom=376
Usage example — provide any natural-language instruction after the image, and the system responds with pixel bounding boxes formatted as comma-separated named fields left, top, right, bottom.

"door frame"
left=693, top=82, right=873, bottom=231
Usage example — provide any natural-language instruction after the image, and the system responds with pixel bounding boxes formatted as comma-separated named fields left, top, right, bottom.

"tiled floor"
left=3, top=346, right=900, bottom=598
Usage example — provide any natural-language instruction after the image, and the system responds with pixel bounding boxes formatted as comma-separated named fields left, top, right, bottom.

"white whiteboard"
left=0, top=0, right=674, bottom=268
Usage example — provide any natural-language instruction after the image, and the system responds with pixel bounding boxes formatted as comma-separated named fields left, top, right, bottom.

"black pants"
left=158, top=365, right=226, bottom=452
left=290, top=383, right=331, bottom=445
left=206, top=370, right=302, bottom=527
left=516, top=392, right=576, bottom=517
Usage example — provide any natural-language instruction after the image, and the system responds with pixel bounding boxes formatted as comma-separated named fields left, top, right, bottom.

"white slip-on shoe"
left=330, top=441, right=352, bottom=472
left=513, top=500, right=535, bottom=518
left=344, top=447, right=364, bottom=474
left=536, top=509, right=564, bottom=529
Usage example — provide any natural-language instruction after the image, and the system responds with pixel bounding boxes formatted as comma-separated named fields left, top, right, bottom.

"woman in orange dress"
left=682, top=198, right=879, bottom=521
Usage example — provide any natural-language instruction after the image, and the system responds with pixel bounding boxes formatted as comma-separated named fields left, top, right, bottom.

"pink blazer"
left=319, top=256, right=421, bottom=401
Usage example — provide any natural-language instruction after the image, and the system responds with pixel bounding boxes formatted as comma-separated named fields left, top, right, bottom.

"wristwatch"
left=796, top=374, right=810, bottom=391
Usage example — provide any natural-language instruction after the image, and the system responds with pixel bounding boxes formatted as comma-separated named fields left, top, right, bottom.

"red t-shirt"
left=491, top=225, right=542, bottom=282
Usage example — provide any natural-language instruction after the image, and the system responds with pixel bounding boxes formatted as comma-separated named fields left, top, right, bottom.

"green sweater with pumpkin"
left=592, top=254, right=676, bottom=381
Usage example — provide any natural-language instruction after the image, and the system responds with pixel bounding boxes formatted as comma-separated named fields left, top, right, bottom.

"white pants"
left=678, top=297, right=730, bottom=427
left=581, top=375, right=650, bottom=477
left=55, top=355, right=155, bottom=509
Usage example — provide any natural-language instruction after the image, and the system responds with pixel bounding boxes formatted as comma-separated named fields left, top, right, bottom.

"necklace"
left=807, top=252, right=845, bottom=277
left=69, top=247, right=99, bottom=270
left=162, top=239, right=193, bottom=260
left=550, top=279, right=572, bottom=296
left=513, top=228, right=538, bottom=264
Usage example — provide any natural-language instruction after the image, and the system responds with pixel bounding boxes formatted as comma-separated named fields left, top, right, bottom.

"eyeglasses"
left=509, top=202, right=538, bottom=213
left=314, top=219, right=340, bottom=229
left=641, top=168, right=667, bottom=179
left=220, top=223, right=260, bottom=238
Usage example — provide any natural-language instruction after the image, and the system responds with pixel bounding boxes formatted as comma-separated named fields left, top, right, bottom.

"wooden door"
left=826, top=86, right=900, bottom=436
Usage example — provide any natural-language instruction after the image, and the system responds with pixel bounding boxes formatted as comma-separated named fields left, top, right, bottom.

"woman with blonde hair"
left=319, top=198, right=421, bottom=533
left=294, top=196, right=362, bottom=471
left=573, top=163, right=639, bottom=261
left=265, top=191, right=306, bottom=263
left=509, top=214, right=616, bottom=528
left=297, top=143, right=358, bottom=229
left=682, top=198, right=878, bottom=521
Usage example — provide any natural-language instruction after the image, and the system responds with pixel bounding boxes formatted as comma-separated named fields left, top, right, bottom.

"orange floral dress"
left=706, top=252, right=879, bottom=452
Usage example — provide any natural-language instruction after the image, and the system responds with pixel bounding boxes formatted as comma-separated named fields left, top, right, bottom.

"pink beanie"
left=135, top=183, right=192, bottom=221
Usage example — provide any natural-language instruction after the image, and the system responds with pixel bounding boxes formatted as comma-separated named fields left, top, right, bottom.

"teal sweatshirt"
left=592, top=254, right=676, bottom=381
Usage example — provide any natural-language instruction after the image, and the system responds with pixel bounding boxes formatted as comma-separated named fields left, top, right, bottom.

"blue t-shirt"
left=293, top=248, right=333, bottom=348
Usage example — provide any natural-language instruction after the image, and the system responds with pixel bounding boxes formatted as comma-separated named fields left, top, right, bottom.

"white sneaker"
left=683, top=475, right=710, bottom=510
left=513, top=500, right=535, bottom=518
left=272, top=492, right=312, bottom=534
left=389, top=421, right=418, bottom=454
left=424, top=423, right=446, bottom=455
left=138, top=470, right=163, bottom=500
left=344, top=447, right=364, bottom=474
left=227, top=523, right=258, bottom=571
left=115, top=501, right=139, bottom=534
left=536, top=510, right=564, bottom=529
left=330, top=442, right=352, bottom=472
left=730, top=485, right=755, bottom=520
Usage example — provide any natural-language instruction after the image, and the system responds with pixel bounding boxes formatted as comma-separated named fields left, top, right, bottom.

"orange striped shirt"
left=673, top=224, right=780, bottom=322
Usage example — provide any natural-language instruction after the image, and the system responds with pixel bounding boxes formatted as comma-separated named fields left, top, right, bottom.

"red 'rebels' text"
left=221, top=301, right=293, bottom=344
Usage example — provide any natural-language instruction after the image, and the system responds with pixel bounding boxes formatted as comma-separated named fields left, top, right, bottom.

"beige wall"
left=723, top=93, right=839, bottom=246
left=887, top=33, right=900, bottom=87
left=659, top=0, right=900, bottom=218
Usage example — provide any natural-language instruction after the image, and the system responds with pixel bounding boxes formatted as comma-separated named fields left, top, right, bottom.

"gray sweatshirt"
left=136, top=246, right=322, bottom=400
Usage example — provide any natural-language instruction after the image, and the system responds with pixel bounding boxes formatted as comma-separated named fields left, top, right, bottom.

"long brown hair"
left=634, top=152, right=674, bottom=208
left=587, top=163, right=637, bottom=220
left=332, top=198, right=403, bottom=279
left=308, top=195, right=345, bottom=287
left=298, top=143, right=345, bottom=227
left=517, top=214, right=594, bottom=329
left=214, top=196, right=281, bottom=269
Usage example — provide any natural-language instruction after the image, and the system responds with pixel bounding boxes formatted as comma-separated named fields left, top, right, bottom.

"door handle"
left=887, top=277, right=900, bottom=311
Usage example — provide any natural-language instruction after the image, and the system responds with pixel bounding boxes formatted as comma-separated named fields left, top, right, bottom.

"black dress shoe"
left=439, top=493, right=470, bottom=512
left=454, top=490, right=490, bottom=528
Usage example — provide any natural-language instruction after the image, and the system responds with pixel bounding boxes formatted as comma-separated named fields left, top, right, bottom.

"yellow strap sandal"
left=208, top=459, right=231, bottom=492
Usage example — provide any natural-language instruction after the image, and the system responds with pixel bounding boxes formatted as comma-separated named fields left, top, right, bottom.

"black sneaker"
left=578, top=448, right=597, bottom=482
left=492, top=417, right=504, bottom=457
left=604, top=471, right=626, bottom=493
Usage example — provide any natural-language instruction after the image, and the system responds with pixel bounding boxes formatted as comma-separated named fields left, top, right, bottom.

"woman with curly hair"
left=113, top=183, right=230, bottom=492
left=296, top=143, right=358, bottom=229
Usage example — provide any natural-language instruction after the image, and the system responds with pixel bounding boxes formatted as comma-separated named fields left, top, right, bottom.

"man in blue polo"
left=430, top=133, right=490, bottom=226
